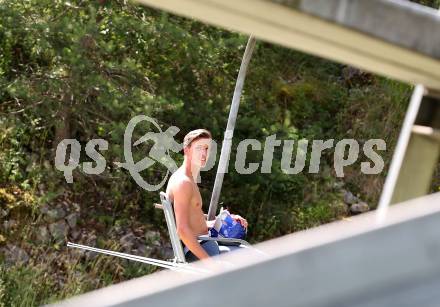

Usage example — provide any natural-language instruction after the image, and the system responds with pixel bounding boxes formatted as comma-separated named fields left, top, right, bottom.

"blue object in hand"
left=218, top=213, right=247, bottom=240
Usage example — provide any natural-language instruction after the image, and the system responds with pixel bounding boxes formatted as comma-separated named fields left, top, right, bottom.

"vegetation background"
left=1, top=0, right=439, bottom=305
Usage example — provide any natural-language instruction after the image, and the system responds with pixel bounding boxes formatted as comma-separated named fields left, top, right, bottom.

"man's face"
left=188, top=137, right=211, bottom=167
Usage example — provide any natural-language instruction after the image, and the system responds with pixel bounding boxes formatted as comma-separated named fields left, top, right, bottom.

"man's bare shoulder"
left=168, top=169, right=192, bottom=187
left=167, top=169, right=194, bottom=200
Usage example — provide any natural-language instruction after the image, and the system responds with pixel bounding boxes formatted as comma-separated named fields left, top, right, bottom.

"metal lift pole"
left=207, top=36, right=257, bottom=221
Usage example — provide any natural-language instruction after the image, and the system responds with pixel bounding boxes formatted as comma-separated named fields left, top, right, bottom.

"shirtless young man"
left=165, top=129, right=248, bottom=261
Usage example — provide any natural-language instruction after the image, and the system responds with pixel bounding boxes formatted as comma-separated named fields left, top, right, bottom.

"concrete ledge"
left=56, top=192, right=440, bottom=307
left=137, top=0, right=440, bottom=89
left=298, top=0, right=440, bottom=59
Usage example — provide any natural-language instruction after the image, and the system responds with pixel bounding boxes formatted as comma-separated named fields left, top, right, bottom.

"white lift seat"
left=156, top=191, right=250, bottom=263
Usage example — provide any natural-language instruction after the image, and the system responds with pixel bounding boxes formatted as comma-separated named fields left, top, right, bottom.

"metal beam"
left=390, top=88, right=440, bottom=204
left=136, top=0, right=440, bottom=90
left=377, top=86, right=440, bottom=220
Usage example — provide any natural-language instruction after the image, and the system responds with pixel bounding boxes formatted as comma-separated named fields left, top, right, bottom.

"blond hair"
left=183, top=129, right=212, bottom=149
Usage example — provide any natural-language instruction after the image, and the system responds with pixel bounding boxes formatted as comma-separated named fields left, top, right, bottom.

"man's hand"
left=231, top=214, right=248, bottom=229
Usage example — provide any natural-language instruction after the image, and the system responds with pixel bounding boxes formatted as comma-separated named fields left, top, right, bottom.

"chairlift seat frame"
left=157, top=191, right=250, bottom=264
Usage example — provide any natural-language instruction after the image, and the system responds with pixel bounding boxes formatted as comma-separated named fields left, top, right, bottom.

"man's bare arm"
left=173, top=180, right=209, bottom=260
